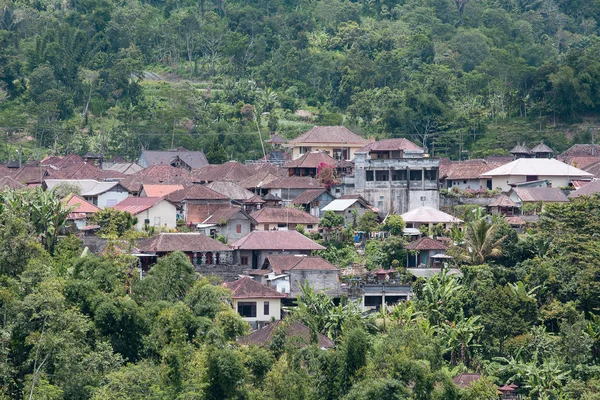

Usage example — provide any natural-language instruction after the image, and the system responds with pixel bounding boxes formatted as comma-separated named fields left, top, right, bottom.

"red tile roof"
left=250, top=207, right=320, bottom=225
left=568, top=180, right=600, bottom=198
left=202, top=206, right=256, bottom=225
left=288, top=126, right=368, bottom=145
left=112, top=197, right=166, bottom=215
left=206, top=181, right=264, bottom=202
left=142, top=184, right=184, bottom=197
left=404, top=237, right=448, bottom=251
left=137, top=233, right=231, bottom=252
left=440, top=159, right=509, bottom=180
left=292, top=189, right=328, bottom=204
left=265, top=255, right=338, bottom=274
left=263, top=176, right=325, bottom=189
left=284, top=151, right=338, bottom=169
left=488, top=195, right=518, bottom=207
left=64, top=194, right=101, bottom=214
left=231, top=230, right=325, bottom=251
left=166, top=184, right=229, bottom=203
left=238, top=320, right=334, bottom=348
left=0, top=176, right=25, bottom=190
left=120, top=165, right=195, bottom=193
left=224, top=276, right=287, bottom=298
left=192, top=161, right=255, bottom=183
left=357, top=138, right=422, bottom=152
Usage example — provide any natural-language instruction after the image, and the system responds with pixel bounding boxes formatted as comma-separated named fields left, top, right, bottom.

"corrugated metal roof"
left=322, top=199, right=359, bottom=211
left=481, top=159, right=593, bottom=178
left=401, top=207, right=462, bottom=224
left=510, top=187, right=569, bottom=202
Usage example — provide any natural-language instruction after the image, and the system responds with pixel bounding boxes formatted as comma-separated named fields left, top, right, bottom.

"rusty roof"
left=440, top=159, right=509, bottom=180
left=263, top=176, right=325, bottom=189
left=265, top=255, right=338, bottom=274
left=357, top=138, right=422, bottom=152
left=120, top=165, right=195, bottom=193
left=559, top=144, right=600, bottom=158
left=405, top=237, right=448, bottom=251
left=231, top=230, right=325, bottom=250
left=292, top=189, right=328, bottom=204
left=137, top=232, right=231, bottom=252
left=288, top=126, right=368, bottom=145
left=64, top=194, right=101, bottom=214
left=193, top=161, right=255, bottom=183
left=569, top=180, right=600, bottom=198
left=224, top=276, right=287, bottom=299
left=206, top=181, right=263, bottom=202
left=238, top=320, right=334, bottom=349
left=250, top=207, right=320, bottom=225
left=202, top=206, right=256, bottom=225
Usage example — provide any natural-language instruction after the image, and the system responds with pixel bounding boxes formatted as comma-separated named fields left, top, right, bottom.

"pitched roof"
left=64, top=194, right=101, bottom=214
left=401, top=207, right=463, bottom=224
left=138, top=149, right=208, bottom=169
left=192, top=161, right=254, bottom=183
left=238, top=172, right=282, bottom=189
left=206, top=181, right=264, bottom=202
left=265, top=255, right=338, bottom=274
left=223, top=276, right=287, bottom=298
left=488, top=194, right=518, bottom=207
left=136, top=233, right=231, bottom=252
left=44, top=179, right=126, bottom=196
left=322, top=198, right=368, bottom=212
left=292, top=189, right=328, bottom=204
left=559, top=144, right=600, bottom=158
left=357, top=138, right=422, bottom=152
left=238, top=320, right=334, bottom=349
left=404, top=236, right=448, bottom=251
left=263, top=193, right=282, bottom=201
left=531, top=142, right=554, bottom=154
left=265, top=133, right=286, bottom=144
left=481, top=159, right=593, bottom=178
left=511, top=187, right=569, bottom=202
left=120, top=165, right=196, bottom=193
left=0, top=176, right=25, bottom=190
left=250, top=207, right=320, bottom=225
left=509, top=144, right=532, bottom=155
left=112, top=197, right=168, bottom=215
left=284, top=151, right=339, bottom=169
left=166, top=184, right=229, bottom=203
left=452, top=373, right=482, bottom=389
left=231, top=230, right=325, bottom=250
left=104, top=162, right=143, bottom=175
left=288, top=126, right=369, bottom=145
left=569, top=180, right=600, bottom=198
left=142, top=184, right=184, bottom=197
left=440, top=159, right=509, bottom=180
left=263, top=176, right=325, bottom=189
left=201, top=206, right=256, bottom=225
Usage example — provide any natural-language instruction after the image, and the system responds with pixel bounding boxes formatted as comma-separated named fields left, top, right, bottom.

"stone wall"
left=289, top=270, right=341, bottom=297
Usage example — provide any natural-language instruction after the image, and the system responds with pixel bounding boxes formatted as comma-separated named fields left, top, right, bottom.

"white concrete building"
left=44, top=179, right=130, bottom=209
left=113, top=197, right=177, bottom=230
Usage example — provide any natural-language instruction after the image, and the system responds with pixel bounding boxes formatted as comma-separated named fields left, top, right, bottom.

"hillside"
left=1, top=0, right=600, bottom=161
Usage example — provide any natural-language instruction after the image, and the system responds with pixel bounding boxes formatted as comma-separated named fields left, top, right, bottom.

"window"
left=144, top=219, right=150, bottom=225
left=366, top=171, right=374, bottom=181
left=410, top=170, right=422, bottom=181
left=264, top=224, right=269, bottom=230
left=277, top=223, right=286, bottom=228
left=420, top=196, right=427, bottom=201
left=241, top=256, right=249, bottom=265
left=307, top=224, right=314, bottom=229
left=264, top=301, right=270, bottom=316
left=236, top=224, right=242, bottom=234
left=238, top=302, right=257, bottom=318
left=205, top=252, right=213, bottom=264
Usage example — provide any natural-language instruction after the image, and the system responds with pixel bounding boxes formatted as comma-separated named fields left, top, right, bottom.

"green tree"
left=91, top=208, right=136, bottom=236
left=382, top=215, right=406, bottom=236
left=136, top=252, right=195, bottom=302
left=357, top=211, right=379, bottom=236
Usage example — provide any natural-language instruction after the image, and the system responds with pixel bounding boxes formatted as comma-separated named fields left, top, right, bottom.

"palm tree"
left=420, top=270, right=462, bottom=325
left=441, top=314, right=482, bottom=366
left=464, top=216, right=504, bottom=264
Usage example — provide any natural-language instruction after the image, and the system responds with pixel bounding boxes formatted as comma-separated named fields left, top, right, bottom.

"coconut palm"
left=464, top=216, right=504, bottom=264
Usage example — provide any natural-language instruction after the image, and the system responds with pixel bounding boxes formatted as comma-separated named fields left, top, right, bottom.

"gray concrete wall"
left=289, top=270, right=340, bottom=297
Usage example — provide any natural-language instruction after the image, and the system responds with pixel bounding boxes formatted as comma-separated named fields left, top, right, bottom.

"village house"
left=353, top=138, right=440, bottom=215
left=292, top=188, right=336, bottom=217
left=206, top=180, right=265, bottom=212
left=258, top=255, right=341, bottom=297
left=237, top=320, right=335, bottom=349
left=284, top=151, right=353, bottom=178
left=113, top=197, right=178, bottom=230
left=0, top=176, right=26, bottom=190
left=119, top=165, right=196, bottom=195
left=285, top=126, right=369, bottom=160
left=488, top=194, right=519, bottom=216
left=63, top=194, right=100, bottom=230
left=231, top=230, right=325, bottom=270
left=405, top=236, right=450, bottom=268
left=507, top=187, right=569, bottom=210
left=400, top=206, right=463, bottom=231
left=224, top=276, right=287, bottom=329
left=569, top=180, right=600, bottom=198
left=196, top=206, right=256, bottom=243
left=481, top=158, right=593, bottom=192
left=165, top=184, right=233, bottom=224
left=135, top=232, right=235, bottom=273
left=439, top=158, right=509, bottom=190
left=250, top=206, right=320, bottom=232
left=137, top=148, right=208, bottom=170
left=140, top=184, right=184, bottom=198
left=263, top=176, right=325, bottom=205
left=44, top=179, right=130, bottom=208
left=193, top=161, right=255, bottom=184
left=321, top=197, right=372, bottom=225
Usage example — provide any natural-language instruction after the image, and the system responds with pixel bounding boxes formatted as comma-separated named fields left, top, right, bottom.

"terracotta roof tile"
left=192, top=161, right=254, bottom=183
left=284, top=151, right=338, bottom=169
left=250, top=207, right=320, bottom=225
left=511, top=188, right=569, bottom=202
left=166, top=184, right=229, bottom=203
left=292, top=189, right=328, bottom=204
left=559, top=144, right=600, bottom=158
left=238, top=320, right=334, bottom=348
left=289, top=126, right=368, bottom=145
left=265, top=255, right=337, bottom=274
left=0, top=176, right=25, bottom=190
left=137, top=233, right=231, bottom=252
left=120, top=165, right=195, bottom=193
left=64, top=194, right=101, bottom=214
left=357, top=138, right=422, bottom=152
left=224, top=276, right=287, bottom=298
left=440, top=159, right=509, bottom=180
left=231, top=230, right=325, bottom=250
left=206, top=181, right=263, bottom=202
left=113, top=197, right=166, bottom=215
left=404, top=237, right=448, bottom=251
left=202, top=207, right=256, bottom=225
left=488, top=195, right=518, bottom=207
left=569, top=180, right=600, bottom=198
left=142, top=184, right=184, bottom=197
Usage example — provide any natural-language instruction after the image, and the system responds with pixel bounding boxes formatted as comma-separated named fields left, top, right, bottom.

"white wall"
left=492, top=175, right=571, bottom=192
left=134, top=200, right=177, bottom=230
left=97, top=190, right=129, bottom=209
left=233, top=298, right=281, bottom=322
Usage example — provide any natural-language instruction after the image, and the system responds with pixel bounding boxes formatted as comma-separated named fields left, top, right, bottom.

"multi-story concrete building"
left=353, top=139, right=440, bottom=215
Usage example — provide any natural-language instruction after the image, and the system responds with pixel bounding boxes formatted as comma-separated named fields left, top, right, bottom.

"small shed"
left=405, top=236, right=449, bottom=267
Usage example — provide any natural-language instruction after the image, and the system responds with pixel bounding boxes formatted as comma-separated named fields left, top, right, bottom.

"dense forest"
left=1, top=0, right=600, bottom=162
left=3, top=180, right=600, bottom=398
